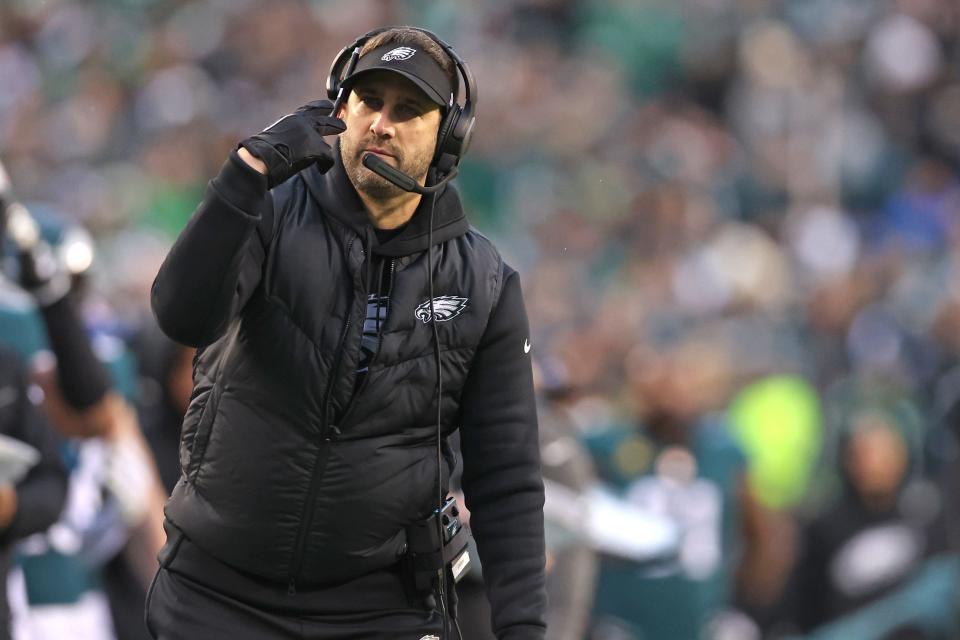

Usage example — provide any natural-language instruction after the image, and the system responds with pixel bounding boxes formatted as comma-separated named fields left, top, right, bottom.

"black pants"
left=145, top=522, right=443, bottom=640
left=145, top=568, right=443, bottom=639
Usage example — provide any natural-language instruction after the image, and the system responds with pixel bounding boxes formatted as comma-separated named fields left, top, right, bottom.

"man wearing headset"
left=147, top=26, right=546, bottom=640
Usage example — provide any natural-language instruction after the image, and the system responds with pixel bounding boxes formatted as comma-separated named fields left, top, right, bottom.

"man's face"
left=338, top=71, right=442, bottom=201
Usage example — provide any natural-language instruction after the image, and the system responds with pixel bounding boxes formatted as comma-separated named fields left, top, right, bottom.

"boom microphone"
left=362, top=153, right=457, bottom=195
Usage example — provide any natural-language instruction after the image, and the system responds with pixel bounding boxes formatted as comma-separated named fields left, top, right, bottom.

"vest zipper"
left=336, top=257, right=396, bottom=427
left=286, top=237, right=359, bottom=595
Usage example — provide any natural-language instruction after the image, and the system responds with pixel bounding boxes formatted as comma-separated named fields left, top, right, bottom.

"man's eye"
left=361, top=96, right=382, bottom=110
left=396, top=104, right=420, bottom=119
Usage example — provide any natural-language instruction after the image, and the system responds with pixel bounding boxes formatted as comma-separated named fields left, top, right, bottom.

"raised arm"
left=150, top=151, right=272, bottom=348
left=152, top=100, right=345, bottom=347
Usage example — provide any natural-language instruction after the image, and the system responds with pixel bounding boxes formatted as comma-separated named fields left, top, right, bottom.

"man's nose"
left=370, top=111, right=396, bottom=137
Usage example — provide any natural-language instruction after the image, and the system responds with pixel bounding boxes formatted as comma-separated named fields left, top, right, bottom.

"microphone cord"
left=427, top=187, right=452, bottom=640
left=369, top=157, right=461, bottom=639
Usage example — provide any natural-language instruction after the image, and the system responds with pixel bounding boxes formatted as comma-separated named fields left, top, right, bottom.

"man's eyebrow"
left=355, top=84, right=433, bottom=111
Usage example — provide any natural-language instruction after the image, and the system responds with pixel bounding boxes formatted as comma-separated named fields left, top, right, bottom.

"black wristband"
left=38, top=295, right=111, bottom=410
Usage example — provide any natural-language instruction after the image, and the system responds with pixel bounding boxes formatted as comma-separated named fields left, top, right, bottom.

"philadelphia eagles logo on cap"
left=415, top=296, right=468, bottom=323
left=381, top=46, right=417, bottom=61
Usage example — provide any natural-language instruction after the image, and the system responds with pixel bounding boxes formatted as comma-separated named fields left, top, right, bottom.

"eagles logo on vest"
left=381, top=46, right=417, bottom=61
left=415, top=296, right=468, bottom=323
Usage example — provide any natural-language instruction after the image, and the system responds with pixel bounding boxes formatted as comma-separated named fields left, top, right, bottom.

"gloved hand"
left=239, top=99, right=346, bottom=188
left=4, top=201, right=70, bottom=305
left=0, top=157, right=65, bottom=302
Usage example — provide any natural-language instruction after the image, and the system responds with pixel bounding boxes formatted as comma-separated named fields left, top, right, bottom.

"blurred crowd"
left=2, top=0, right=960, bottom=638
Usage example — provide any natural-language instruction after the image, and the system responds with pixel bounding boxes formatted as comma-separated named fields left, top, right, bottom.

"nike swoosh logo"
left=523, top=339, right=531, bottom=354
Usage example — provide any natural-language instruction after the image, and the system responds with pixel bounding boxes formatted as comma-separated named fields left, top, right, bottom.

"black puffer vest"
left=165, top=155, right=506, bottom=590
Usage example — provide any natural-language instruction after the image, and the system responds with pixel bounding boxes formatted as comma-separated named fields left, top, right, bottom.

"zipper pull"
left=287, top=578, right=296, bottom=596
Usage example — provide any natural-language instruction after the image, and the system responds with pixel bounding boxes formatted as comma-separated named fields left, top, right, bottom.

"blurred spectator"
left=585, top=341, right=769, bottom=640
left=0, top=347, right=67, bottom=640
left=726, top=375, right=822, bottom=629
left=785, top=406, right=947, bottom=634
left=534, top=359, right=600, bottom=640
left=0, top=201, right=164, bottom=640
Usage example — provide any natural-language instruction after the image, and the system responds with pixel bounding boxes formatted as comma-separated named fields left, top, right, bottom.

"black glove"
left=239, top=100, right=346, bottom=189
left=4, top=202, right=71, bottom=305
left=1, top=158, right=73, bottom=305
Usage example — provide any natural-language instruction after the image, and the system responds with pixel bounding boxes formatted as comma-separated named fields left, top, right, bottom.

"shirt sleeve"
left=151, top=151, right=274, bottom=348
left=458, top=267, right=547, bottom=640
left=37, top=294, right=111, bottom=410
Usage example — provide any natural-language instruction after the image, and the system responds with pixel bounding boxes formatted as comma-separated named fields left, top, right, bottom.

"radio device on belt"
left=404, top=495, right=471, bottom=603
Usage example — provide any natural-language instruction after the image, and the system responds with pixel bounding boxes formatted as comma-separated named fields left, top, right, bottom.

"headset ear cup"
left=435, top=107, right=459, bottom=164
left=454, top=113, right=476, bottom=157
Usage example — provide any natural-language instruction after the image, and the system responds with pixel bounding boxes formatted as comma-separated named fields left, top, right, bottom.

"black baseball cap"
left=341, top=42, right=454, bottom=109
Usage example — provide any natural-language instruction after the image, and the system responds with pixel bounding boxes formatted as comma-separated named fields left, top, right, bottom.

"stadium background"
left=2, top=0, right=960, bottom=638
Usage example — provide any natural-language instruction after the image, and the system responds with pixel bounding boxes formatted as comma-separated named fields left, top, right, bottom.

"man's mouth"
left=363, top=147, right=396, bottom=160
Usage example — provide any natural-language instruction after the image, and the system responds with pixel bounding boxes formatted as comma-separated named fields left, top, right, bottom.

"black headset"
left=326, top=26, right=477, bottom=177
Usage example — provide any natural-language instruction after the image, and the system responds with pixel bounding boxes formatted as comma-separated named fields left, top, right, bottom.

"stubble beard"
left=342, top=136, right=433, bottom=201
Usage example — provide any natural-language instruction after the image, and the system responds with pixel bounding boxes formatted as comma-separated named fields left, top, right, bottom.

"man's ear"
left=336, top=91, right=351, bottom=119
